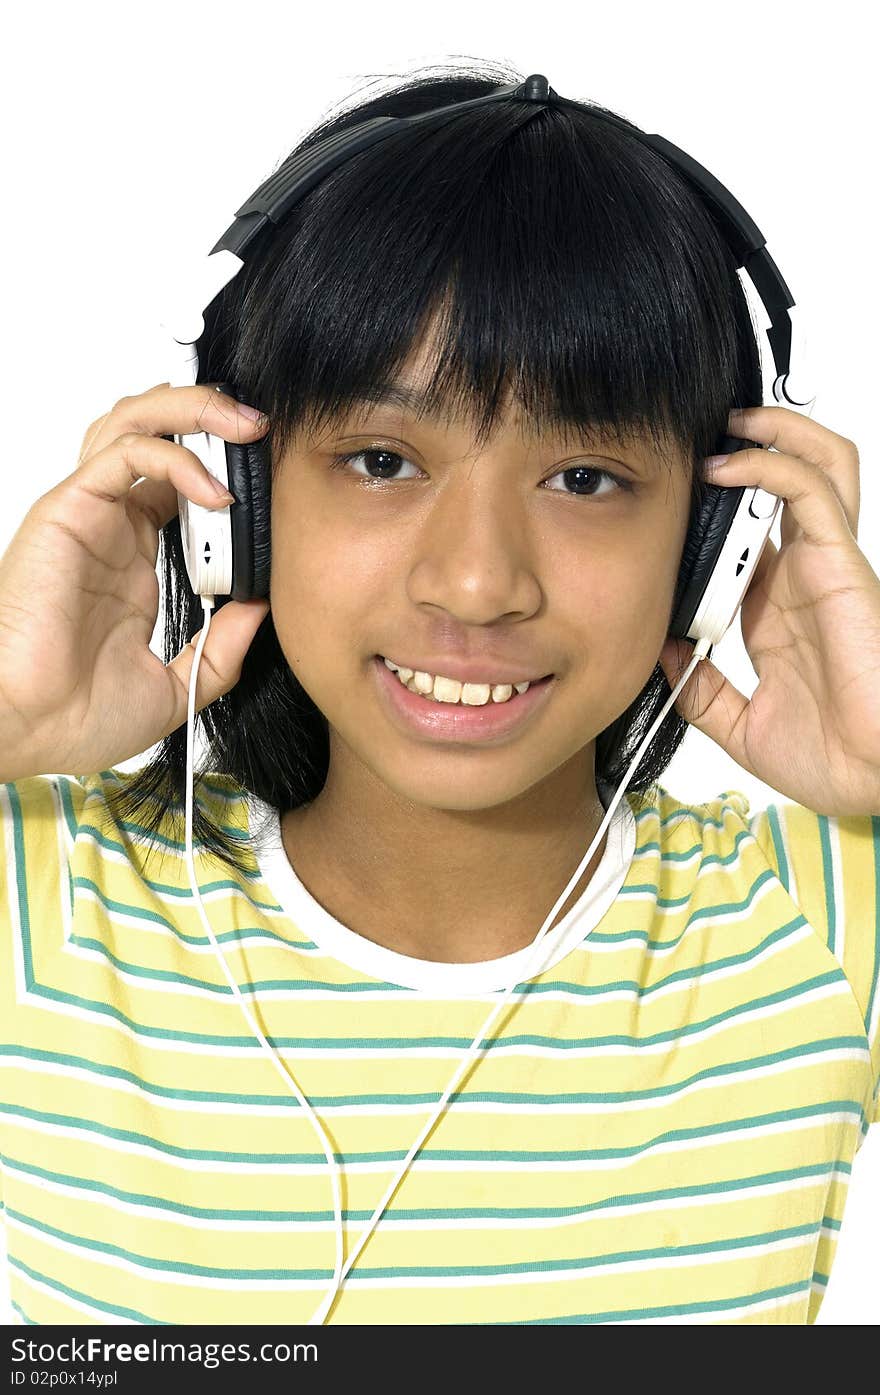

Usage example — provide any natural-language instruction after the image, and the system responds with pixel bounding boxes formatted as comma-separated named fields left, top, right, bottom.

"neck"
left=279, top=748, right=609, bottom=963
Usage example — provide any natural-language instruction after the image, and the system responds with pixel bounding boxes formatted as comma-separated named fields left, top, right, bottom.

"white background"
left=1, top=0, right=877, bottom=1326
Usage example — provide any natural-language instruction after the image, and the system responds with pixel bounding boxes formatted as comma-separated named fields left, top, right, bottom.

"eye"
left=328, top=448, right=421, bottom=483
left=328, top=447, right=633, bottom=497
left=541, top=464, right=634, bottom=499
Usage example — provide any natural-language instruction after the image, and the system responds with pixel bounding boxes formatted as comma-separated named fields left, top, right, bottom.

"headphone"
left=158, top=75, right=817, bottom=1325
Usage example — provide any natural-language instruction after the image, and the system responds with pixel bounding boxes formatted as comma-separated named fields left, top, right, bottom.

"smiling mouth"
left=376, top=655, right=554, bottom=707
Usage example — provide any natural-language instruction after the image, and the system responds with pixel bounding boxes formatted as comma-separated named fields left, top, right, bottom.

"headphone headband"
left=162, top=73, right=813, bottom=408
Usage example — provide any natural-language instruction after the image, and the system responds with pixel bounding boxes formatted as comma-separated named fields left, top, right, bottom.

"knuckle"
left=115, top=430, right=145, bottom=452
left=193, top=386, right=224, bottom=427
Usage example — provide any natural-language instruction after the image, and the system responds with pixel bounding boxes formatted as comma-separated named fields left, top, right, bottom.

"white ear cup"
left=175, top=430, right=235, bottom=599
left=686, top=487, right=784, bottom=646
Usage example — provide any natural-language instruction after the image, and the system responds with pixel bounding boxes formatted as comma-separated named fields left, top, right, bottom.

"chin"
left=371, top=753, right=561, bottom=816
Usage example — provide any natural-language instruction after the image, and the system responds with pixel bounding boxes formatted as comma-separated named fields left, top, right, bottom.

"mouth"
left=371, top=655, right=556, bottom=745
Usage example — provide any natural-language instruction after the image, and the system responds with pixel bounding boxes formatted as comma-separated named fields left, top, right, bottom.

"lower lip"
left=371, top=656, right=556, bottom=744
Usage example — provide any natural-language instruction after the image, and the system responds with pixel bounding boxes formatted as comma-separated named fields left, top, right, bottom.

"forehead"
left=331, top=379, right=684, bottom=469
left=299, top=305, right=689, bottom=469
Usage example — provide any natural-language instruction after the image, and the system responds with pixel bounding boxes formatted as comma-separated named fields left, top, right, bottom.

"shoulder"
left=721, top=788, right=880, bottom=1128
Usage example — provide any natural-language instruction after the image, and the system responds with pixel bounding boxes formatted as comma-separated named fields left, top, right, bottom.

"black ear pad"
left=215, top=382, right=272, bottom=600
left=667, top=435, right=759, bottom=641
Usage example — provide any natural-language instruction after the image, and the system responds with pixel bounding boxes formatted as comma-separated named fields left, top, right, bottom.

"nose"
left=404, top=469, right=544, bottom=624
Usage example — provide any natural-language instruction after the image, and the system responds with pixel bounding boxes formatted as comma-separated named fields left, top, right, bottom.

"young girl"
left=0, top=62, right=877, bottom=1328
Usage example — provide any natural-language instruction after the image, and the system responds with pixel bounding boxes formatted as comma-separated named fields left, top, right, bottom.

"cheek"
left=552, top=510, right=688, bottom=683
left=269, top=505, right=388, bottom=660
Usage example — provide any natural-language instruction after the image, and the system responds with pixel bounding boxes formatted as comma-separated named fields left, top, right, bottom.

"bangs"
left=115, top=63, right=766, bottom=874
left=201, top=66, right=760, bottom=477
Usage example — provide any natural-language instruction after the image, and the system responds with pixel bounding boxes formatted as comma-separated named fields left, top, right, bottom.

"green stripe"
left=65, top=912, right=804, bottom=998
left=0, top=1097, right=866, bottom=1166
left=818, top=813, right=835, bottom=951
left=54, top=812, right=767, bottom=981
left=634, top=824, right=753, bottom=866
left=1, top=1151, right=849, bottom=1225
left=64, top=837, right=760, bottom=944
left=56, top=773, right=82, bottom=843
left=870, top=818, right=880, bottom=1069
left=8, top=1254, right=160, bottom=1323
left=9, top=1251, right=810, bottom=1325
left=71, top=873, right=283, bottom=924
left=6, top=1206, right=822, bottom=1281
left=766, top=802, right=878, bottom=1096
left=60, top=773, right=251, bottom=851
left=66, top=932, right=410, bottom=992
left=557, top=907, right=798, bottom=951
left=69, top=879, right=313, bottom=951
left=765, top=805, right=790, bottom=890
left=10, top=842, right=859, bottom=1043
left=69, top=774, right=255, bottom=853
left=0, top=1034, right=867, bottom=1110
left=506, top=1279, right=810, bottom=1323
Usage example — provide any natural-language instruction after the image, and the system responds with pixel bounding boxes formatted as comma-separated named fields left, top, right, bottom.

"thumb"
left=167, top=598, right=271, bottom=722
left=657, top=636, right=750, bottom=758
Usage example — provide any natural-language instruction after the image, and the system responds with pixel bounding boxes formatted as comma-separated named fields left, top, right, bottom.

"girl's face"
left=269, top=354, right=693, bottom=817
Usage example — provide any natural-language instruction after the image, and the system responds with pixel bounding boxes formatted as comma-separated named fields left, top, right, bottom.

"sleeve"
left=0, top=773, right=91, bottom=1213
left=745, top=799, right=880, bottom=1127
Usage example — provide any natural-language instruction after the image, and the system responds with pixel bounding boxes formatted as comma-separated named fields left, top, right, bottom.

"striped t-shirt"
left=1, top=768, right=877, bottom=1326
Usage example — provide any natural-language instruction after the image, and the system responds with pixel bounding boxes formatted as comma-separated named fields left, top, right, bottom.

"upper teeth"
left=383, top=657, right=531, bottom=705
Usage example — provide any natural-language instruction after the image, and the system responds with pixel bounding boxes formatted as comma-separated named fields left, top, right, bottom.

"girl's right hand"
left=0, top=382, right=272, bottom=782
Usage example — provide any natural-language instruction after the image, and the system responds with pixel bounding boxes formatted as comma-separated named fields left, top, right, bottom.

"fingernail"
left=236, top=402, right=267, bottom=422
left=704, top=454, right=732, bottom=472
left=208, top=475, right=235, bottom=501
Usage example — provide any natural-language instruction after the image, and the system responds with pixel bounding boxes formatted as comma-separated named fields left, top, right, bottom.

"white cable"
left=184, top=600, right=344, bottom=1324
left=185, top=600, right=711, bottom=1325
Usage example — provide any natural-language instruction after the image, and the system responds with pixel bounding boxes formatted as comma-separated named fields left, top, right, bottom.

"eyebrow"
left=345, top=383, right=627, bottom=443
left=337, top=383, right=669, bottom=469
left=346, top=384, right=453, bottom=420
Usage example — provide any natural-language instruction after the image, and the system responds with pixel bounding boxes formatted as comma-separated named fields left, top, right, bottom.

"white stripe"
left=49, top=892, right=813, bottom=1005
left=1, top=1103, right=864, bottom=1174
left=69, top=820, right=745, bottom=922
left=613, top=1289, right=807, bottom=1323
left=6, top=965, right=859, bottom=1060
left=2, top=783, right=33, bottom=1005
left=775, top=806, right=801, bottom=908
left=7, top=1257, right=139, bottom=1323
left=54, top=778, right=77, bottom=954
left=827, top=816, right=846, bottom=965
left=0, top=1035, right=868, bottom=1117
left=5, top=1211, right=819, bottom=1292
left=1, top=1154, right=851, bottom=1233
left=771, top=807, right=877, bottom=1075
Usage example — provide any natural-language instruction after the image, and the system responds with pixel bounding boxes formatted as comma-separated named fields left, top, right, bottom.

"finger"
left=76, top=382, right=171, bottom=463
left=658, top=637, right=754, bottom=773
left=164, top=596, right=271, bottom=731
left=728, top=405, right=860, bottom=534
left=52, top=433, right=242, bottom=551
left=703, top=449, right=854, bottom=549
left=77, top=383, right=268, bottom=467
left=126, top=462, right=234, bottom=549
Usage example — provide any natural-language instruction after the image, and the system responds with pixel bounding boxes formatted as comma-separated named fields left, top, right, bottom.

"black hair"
left=105, top=57, right=763, bottom=877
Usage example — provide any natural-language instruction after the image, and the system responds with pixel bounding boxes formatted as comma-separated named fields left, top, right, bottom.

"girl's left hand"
left=658, top=405, right=880, bottom=817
